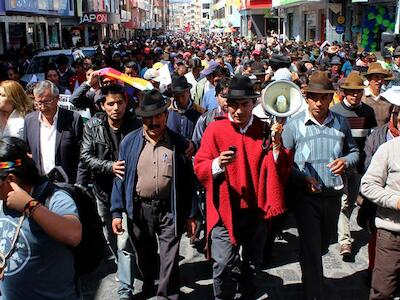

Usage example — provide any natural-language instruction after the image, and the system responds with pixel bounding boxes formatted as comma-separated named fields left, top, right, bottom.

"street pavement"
left=80, top=208, right=371, bottom=300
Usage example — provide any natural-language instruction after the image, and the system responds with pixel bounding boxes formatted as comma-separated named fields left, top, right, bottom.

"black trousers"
left=128, top=200, right=181, bottom=300
left=210, top=211, right=268, bottom=300
left=293, top=191, right=341, bottom=300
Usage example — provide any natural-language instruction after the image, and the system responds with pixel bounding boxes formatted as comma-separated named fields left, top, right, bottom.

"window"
left=203, top=3, right=210, bottom=9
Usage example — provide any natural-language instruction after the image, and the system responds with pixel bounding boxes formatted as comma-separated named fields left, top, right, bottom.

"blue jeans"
left=97, top=199, right=135, bottom=298
left=117, top=213, right=135, bottom=298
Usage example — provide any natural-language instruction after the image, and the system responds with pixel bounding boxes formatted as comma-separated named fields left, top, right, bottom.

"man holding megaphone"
left=194, top=76, right=292, bottom=299
left=282, top=71, right=359, bottom=300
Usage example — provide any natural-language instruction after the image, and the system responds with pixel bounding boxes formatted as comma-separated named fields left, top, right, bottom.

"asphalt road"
left=80, top=209, right=371, bottom=300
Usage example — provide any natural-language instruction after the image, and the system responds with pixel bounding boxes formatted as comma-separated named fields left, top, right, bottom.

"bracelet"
left=29, top=203, right=42, bottom=218
left=24, top=199, right=41, bottom=218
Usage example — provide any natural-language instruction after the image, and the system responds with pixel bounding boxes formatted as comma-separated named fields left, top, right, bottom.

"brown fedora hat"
left=364, top=62, right=389, bottom=78
left=304, top=71, right=335, bottom=94
left=340, top=71, right=365, bottom=90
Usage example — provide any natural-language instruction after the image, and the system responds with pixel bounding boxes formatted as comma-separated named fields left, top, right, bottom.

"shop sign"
left=337, top=15, right=345, bottom=25
left=80, top=13, right=108, bottom=24
left=335, top=25, right=345, bottom=34
left=272, top=0, right=311, bottom=7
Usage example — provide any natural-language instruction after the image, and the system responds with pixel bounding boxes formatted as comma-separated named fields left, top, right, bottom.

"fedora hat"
left=394, top=46, right=400, bottom=57
left=340, top=71, right=365, bottom=90
left=364, top=62, right=389, bottom=78
left=304, top=71, right=335, bottom=94
left=135, top=89, right=170, bottom=117
left=171, top=76, right=192, bottom=94
left=330, top=56, right=342, bottom=65
left=327, top=45, right=339, bottom=54
left=226, top=76, right=260, bottom=100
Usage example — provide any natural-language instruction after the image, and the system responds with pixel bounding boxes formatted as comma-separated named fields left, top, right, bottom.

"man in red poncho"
left=194, top=76, right=292, bottom=299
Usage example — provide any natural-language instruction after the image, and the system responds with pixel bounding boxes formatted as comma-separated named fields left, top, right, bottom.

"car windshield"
left=26, top=55, right=73, bottom=74
left=82, top=49, right=96, bottom=58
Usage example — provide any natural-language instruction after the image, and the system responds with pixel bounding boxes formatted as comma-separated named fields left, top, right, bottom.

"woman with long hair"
left=0, top=80, right=33, bottom=138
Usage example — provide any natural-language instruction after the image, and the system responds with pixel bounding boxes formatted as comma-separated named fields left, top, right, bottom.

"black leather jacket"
left=80, top=111, right=141, bottom=203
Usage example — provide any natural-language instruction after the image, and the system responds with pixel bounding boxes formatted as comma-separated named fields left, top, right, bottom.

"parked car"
left=21, top=47, right=97, bottom=83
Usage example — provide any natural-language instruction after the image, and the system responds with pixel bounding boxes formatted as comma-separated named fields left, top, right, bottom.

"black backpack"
left=34, top=180, right=106, bottom=276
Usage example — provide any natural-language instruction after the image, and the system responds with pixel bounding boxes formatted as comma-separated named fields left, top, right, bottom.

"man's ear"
left=100, top=101, right=106, bottom=112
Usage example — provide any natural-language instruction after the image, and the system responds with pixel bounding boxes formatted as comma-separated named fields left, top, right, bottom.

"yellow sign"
left=337, top=16, right=345, bottom=25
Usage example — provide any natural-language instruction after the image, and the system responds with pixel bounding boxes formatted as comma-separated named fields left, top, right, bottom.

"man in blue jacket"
left=111, top=89, right=197, bottom=300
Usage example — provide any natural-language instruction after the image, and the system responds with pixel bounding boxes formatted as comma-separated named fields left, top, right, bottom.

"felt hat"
left=340, top=71, right=365, bottom=90
left=330, top=56, right=342, bottom=65
left=394, top=46, right=400, bottom=57
left=171, top=76, right=192, bottom=94
left=225, top=76, right=260, bottom=100
left=301, top=54, right=311, bottom=63
left=304, top=71, right=335, bottom=94
left=382, top=47, right=393, bottom=59
left=364, top=62, right=390, bottom=78
left=381, top=86, right=400, bottom=106
left=135, top=89, right=170, bottom=117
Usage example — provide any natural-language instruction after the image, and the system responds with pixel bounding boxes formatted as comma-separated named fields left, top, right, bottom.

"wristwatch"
left=24, top=199, right=42, bottom=217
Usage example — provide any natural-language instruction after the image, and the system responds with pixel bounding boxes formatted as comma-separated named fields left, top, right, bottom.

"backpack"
left=35, top=180, right=106, bottom=276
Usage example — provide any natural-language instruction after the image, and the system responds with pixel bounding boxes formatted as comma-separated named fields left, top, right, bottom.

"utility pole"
left=396, top=0, right=400, bottom=34
left=150, top=0, right=153, bottom=37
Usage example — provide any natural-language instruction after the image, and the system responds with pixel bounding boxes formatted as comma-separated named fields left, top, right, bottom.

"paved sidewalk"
left=81, top=209, right=371, bottom=300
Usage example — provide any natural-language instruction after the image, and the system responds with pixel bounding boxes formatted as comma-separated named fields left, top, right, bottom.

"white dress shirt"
left=39, top=110, right=58, bottom=175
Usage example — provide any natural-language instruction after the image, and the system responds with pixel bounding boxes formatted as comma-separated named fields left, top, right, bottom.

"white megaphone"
left=259, top=80, right=304, bottom=148
left=261, top=80, right=303, bottom=118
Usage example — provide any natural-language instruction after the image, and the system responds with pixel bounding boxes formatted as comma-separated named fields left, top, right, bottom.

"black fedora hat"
left=226, top=76, right=260, bottom=100
left=135, top=89, right=170, bottom=117
left=171, top=76, right=192, bottom=94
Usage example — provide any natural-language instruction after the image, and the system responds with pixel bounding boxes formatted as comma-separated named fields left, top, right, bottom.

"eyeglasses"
left=33, top=98, right=56, bottom=107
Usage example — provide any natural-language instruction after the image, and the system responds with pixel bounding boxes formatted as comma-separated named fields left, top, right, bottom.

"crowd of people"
left=0, top=33, right=398, bottom=300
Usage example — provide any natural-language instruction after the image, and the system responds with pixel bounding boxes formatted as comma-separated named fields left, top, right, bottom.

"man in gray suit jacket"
left=24, top=80, right=83, bottom=184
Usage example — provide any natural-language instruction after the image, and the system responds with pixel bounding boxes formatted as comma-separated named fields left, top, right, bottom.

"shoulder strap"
left=33, top=180, right=57, bottom=204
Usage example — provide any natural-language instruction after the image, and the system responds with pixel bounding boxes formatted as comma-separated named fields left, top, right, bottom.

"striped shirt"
left=331, top=100, right=377, bottom=172
left=282, top=109, right=359, bottom=189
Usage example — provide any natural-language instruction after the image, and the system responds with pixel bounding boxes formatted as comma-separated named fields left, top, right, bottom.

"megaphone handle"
left=262, top=122, right=272, bottom=150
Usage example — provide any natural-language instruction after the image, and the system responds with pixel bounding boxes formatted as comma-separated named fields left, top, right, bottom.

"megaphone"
left=261, top=80, right=303, bottom=118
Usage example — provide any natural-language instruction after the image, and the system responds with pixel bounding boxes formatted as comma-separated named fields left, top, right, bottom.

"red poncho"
left=194, top=117, right=292, bottom=249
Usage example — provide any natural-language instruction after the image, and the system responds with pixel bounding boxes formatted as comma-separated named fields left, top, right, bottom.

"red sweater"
left=194, top=117, right=292, bottom=248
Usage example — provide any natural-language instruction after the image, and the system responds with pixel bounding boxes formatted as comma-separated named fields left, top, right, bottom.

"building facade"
left=211, top=0, right=241, bottom=33
left=0, top=0, right=75, bottom=53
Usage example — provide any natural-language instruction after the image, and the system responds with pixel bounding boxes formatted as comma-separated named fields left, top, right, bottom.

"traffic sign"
left=336, top=25, right=345, bottom=34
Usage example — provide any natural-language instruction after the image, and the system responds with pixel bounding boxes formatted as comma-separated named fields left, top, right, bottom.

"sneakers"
left=340, top=243, right=352, bottom=256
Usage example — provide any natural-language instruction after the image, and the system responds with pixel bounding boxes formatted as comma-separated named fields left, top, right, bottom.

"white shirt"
left=1, top=110, right=24, bottom=139
left=39, top=110, right=58, bottom=175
